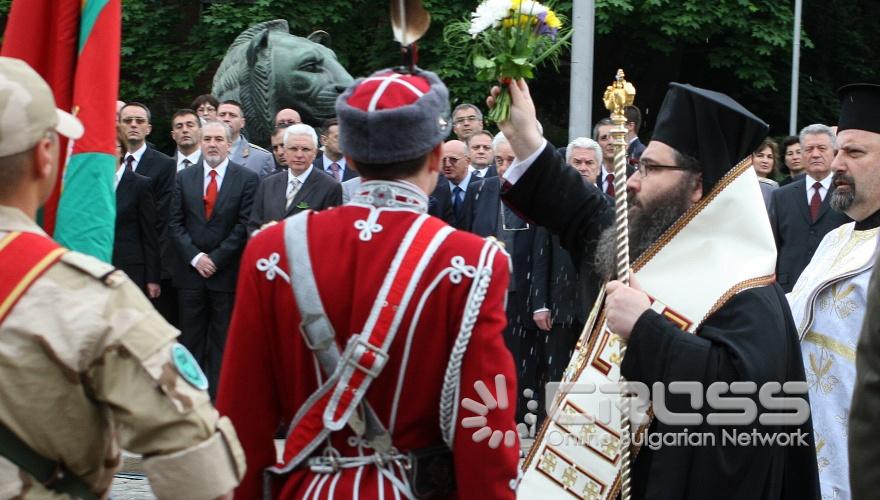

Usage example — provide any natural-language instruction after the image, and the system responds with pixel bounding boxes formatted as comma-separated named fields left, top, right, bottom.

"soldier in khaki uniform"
left=0, top=57, right=245, bottom=498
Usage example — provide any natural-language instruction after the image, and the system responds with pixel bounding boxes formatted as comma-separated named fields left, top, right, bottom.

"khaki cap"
left=0, top=57, right=84, bottom=156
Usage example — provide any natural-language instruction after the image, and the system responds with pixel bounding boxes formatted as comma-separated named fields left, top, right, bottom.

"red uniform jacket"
left=217, top=181, right=519, bottom=499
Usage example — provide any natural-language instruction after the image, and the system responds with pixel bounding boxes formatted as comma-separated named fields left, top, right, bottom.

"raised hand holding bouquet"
left=445, top=0, right=571, bottom=122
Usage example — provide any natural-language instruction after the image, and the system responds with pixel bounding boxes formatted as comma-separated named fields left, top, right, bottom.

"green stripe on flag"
left=54, top=152, right=116, bottom=262
left=78, top=0, right=111, bottom=54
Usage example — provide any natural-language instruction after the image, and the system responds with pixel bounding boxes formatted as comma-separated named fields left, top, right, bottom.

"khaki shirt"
left=0, top=206, right=245, bottom=499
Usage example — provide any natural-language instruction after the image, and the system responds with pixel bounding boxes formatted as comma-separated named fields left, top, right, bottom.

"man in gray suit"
left=248, top=124, right=342, bottom=235
left=219, top=100, right=274, bottom=177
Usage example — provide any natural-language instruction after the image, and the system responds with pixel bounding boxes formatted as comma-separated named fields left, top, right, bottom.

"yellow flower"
left=502, top=13, right=535, bottom=28
left=545, top=10, right=562, bottom=29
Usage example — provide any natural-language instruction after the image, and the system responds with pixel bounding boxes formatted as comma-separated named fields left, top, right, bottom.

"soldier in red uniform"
left=217, top=68, right=520, bottom=498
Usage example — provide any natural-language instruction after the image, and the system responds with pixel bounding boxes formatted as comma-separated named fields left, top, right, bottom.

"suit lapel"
left=269, top=173, right=288, bottom=217
left=795, top=179, right=812, bottom=225
left=116, top=171, right=132, bottom=205
left=187, top=164, right=207, bottom=222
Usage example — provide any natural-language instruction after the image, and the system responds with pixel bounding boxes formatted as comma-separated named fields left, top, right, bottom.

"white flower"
left=469, top=0, right=512, bottom=36
left=514, top=1, right=548, bottom=16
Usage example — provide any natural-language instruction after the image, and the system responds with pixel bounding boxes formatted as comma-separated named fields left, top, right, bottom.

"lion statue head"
left=212, top=20, right=354, bottom=147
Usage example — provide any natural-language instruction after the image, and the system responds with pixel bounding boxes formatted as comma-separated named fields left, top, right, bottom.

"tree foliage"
left=1, top=0, right=877, bottom=150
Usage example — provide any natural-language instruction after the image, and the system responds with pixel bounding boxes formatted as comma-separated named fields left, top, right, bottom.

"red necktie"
left=125, top=155, right=135, bottom=173
left=605, top=173, right=615, bottom=197
left=204, top=170, right=218, bottom=219
left=810, top=182, right=822, bottom=222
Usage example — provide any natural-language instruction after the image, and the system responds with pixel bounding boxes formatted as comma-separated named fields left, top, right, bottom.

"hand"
left=605, top=272, right=651, bottom=342
left=533, top=310, right=552, bottom=332
left=196, top=255, right=217, bottom=279
left=486, top=79, right=543, bottom=160
left=146, top=283, right=161, bottom=298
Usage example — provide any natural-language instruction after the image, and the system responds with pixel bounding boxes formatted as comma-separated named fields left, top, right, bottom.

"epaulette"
left=60, top=252, right=126, bottom=288
left=248, top=142, right=270, bottom=154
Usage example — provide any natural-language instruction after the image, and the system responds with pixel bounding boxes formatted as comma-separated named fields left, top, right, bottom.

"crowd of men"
left=2, top=51, right=880, bottom=499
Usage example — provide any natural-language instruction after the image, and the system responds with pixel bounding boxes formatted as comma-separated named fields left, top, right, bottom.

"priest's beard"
left=595, top=179, right=696, bottom=281
left=830, top=172, right=856, bottom=212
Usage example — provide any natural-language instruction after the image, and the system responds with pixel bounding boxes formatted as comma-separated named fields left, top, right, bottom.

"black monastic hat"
left=650, top=83, right=769, bottom=195
left=837, top=83, right=880, bottom=134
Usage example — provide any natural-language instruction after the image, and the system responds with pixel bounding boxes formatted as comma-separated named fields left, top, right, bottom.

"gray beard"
left=595, top=183, right=694, bottom=281
left=830, top=172, right=855, bottom=213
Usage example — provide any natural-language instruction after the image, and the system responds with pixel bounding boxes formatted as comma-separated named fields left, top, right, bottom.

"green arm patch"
left=171, top=343, right=209, bottom=391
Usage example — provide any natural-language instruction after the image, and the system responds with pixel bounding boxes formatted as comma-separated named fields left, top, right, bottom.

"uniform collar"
left=0, top=206, right=49, bottom=236
left=350, top=179, right=428, bottom=213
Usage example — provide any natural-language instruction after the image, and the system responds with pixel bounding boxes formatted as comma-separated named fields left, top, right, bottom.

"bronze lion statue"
left=212, top=20, right=354, bottom=147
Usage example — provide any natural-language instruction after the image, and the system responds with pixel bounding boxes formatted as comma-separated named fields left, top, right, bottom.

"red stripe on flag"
left=73, top=0, right=120, bottom=156
left=1, top=0, right=81, bottom=235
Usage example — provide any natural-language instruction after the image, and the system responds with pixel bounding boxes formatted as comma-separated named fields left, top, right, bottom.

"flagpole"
left=789, top=0, right=802, bottom=135
left=568, top=0, right=595, bottom=141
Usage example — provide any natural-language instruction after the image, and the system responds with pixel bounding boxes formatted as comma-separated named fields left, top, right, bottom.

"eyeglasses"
left=196, top=105, right=216, bottom=113
left=121, top=117, right=148, bottom=125
left=442, top=156, right=463, bottom=164
left=636, top=160, right=692, bottom=178
left=453, top=115, right=479, bottom=125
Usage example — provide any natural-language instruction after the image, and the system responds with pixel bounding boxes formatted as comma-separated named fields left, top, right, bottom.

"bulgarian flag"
left=1, top=0, right=120, bottom=262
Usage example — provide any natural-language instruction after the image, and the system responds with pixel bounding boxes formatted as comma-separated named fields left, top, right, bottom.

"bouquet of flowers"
left=445, top=0, right=571, bottom=122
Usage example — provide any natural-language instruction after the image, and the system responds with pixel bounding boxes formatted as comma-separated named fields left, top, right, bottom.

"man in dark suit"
left=249, top=124, right=342, bottom=235
left=169, top=120, right=259, bottom=399
left=769, top=124, right=851, bottom=292
left=461, top=136, right=544, bottom=418
left=312, top=118, right=358, bottom=182
left=466, top=130, right=498, bottom=179
left=112, top=150, right=160, bottom=297
left=435, top=139, right=473, bottom=229
left=428, top=172, right=454, bottom=224
left=625, top=104, right=647, bottom=160
left=171, top=108, right=202, bottom=172
left=119, top=102, right=177, bottom=323
left=594, top=117, right=637, bottom=196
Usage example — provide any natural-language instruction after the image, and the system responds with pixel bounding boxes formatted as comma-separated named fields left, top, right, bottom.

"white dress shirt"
left=503, top=139, right=547, bottom=185
left=191, top=159, right=230, bottom=268
left=805, top=172, right=833, bottom=204
left=177, top=150, right=201, bottom=172
left=321, top=155, right=347, bottom=180
left=114, top=164, right=125, bottom=190
left=288, top=165, right=313, bottom=195
left=124, top=143, right=147, bottom=172
left=448, top=171, right=473, bottom=200
left=202, top=158, right=229, bottom=194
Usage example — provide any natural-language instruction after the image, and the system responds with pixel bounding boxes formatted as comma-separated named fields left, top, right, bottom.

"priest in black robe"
left=490, top=80, right=820, bottom=499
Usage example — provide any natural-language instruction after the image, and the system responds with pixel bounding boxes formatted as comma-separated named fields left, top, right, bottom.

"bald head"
left=275, top=108, right=302, bottom=128
left=441, top=140, right=470, bottom=184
